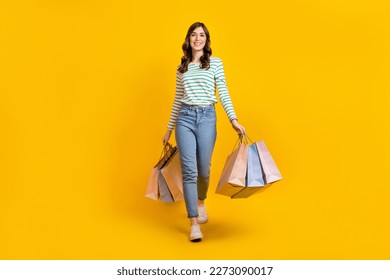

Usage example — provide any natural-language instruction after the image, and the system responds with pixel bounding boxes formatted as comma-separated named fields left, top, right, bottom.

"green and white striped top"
left=167, top=56, right=237, bottom=130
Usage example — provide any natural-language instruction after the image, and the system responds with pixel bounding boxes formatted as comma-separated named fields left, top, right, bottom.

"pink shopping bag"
left=216, top=143, right=248, bottom=197
left=255, top=140, right=282, bottom=184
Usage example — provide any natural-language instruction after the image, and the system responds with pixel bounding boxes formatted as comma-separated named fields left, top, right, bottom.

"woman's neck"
left=192, top=50, right=203, bottom=63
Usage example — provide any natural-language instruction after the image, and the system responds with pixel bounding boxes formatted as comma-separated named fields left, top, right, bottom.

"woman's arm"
left=163, top=69, right=184, bottom=145
left=215, top=59, right=246, bottom=135
left=162, top=129, right=172, bottom=146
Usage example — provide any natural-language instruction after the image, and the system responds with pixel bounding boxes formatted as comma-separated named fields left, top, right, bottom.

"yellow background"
left=1, top=0, right=389, bottom=259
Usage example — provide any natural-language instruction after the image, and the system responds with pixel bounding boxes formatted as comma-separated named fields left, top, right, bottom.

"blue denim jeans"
left=175, top=103, right=217, bottom=218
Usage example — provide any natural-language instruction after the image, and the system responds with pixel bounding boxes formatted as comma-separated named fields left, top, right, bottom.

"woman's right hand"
left=162, top=130, right=172, bottom=146
left=231, top=119, right=246, bottom=136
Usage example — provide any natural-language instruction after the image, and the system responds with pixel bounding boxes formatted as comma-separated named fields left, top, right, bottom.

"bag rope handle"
left=231, top=134, right=255, bottom=152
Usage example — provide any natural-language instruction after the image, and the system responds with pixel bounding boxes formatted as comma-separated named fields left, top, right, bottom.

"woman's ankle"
left=190, top=217, right=198, bottom=226
left=198, top=199, right=205, bottom=207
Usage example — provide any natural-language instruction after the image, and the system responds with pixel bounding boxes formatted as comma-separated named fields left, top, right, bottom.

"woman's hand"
left=231, top=119, right=246, bottom=136
left=162, top=130, right=172, bottom=146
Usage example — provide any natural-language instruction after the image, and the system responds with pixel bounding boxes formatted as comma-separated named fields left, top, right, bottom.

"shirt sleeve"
left=214, top=58, right=238, bottom=122
left=167, top=69, right=184, bottom=130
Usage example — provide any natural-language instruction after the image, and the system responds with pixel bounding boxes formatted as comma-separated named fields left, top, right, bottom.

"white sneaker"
left=197, top=205, right=208, bottom=224
left=190, top=224, right=203, bottom=242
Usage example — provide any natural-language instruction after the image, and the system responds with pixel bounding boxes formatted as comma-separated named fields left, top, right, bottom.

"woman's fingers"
left=235, top=124, right=245, bottom=135
left=162, top=130, right=172, bottom=145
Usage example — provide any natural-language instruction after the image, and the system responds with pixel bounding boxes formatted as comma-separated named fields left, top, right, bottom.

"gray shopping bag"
left=158, top=169, right=174, bottom=202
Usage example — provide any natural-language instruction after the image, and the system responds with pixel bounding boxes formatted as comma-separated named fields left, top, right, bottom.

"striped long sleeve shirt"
left=167, top=56, right=238, bottom=130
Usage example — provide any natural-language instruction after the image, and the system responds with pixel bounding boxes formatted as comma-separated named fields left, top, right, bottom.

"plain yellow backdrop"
left=1, top=0, right=389, bottom=259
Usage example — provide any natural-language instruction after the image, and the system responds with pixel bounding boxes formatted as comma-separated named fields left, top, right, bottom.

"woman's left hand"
left=231, top=119, right=246, bottom=136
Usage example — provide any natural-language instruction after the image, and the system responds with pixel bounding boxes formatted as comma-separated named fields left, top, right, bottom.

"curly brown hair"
left=178, top=22, right=212, bottom=74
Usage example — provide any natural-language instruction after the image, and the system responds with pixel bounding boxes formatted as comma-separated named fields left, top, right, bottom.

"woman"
left=162, top=22, right=245, bottom=242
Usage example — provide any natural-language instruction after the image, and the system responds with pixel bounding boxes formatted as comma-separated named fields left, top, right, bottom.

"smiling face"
left=189, top=26, right=206, bottom=52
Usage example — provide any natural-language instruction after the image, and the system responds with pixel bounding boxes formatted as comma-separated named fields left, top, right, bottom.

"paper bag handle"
left=159, top=143, right=173, bottom=160
left=231, top=135, right=256, bottom=152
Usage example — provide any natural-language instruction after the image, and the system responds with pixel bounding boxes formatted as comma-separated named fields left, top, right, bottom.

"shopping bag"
left=158, top=169, right=174, bottom=202
left=145, top=143, right=178, bottom=201
left=216, top=143, right=248, bottom=196
left=247, top=143, right=266, bottom=187
left=231, top=143, right=266, bottom=198
left=255, top=140, right=282, bottom=184
left=145, top=167, right=159, bottom=200
left=161, top=148, right=184, bottom=201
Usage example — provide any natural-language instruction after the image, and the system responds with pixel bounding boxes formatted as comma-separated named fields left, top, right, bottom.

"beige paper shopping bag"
left=145, top=143, right=177, bottom=201
left=216, top=143, right=248, bottom=197
left=145, top=167, right=159, bottom=200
